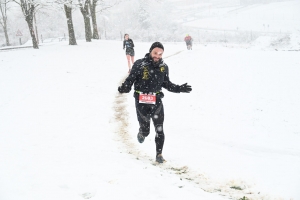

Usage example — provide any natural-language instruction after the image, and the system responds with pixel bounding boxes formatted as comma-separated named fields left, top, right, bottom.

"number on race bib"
left=139, top=93, right=156, bottom=104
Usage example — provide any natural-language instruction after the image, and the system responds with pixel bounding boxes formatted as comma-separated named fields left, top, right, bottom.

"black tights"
left=135, top=97, right=165, bottom=156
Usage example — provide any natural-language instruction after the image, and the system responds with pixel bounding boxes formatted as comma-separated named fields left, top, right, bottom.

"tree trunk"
left=64, top=4, right=77, bottom=45
left=90, top=0, right=99, bottom=39
left=19, top=2, right=38, bottom=49
left=25, top=14, right=39, bottom=49
left=80, top=0, right=92, bottom=42
left=3, top=20, right=10, bottom=46
left=34, top=14, right=39, bottom=44
left=0, top=0, right=10, bottom=46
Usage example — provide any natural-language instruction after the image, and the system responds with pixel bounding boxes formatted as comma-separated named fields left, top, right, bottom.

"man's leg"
left=151, top=101, right=165, bottom=160
left=135, top=101, right=151, bottom=143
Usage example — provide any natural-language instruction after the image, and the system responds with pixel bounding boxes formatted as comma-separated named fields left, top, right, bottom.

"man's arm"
left=162, top=64, right=192, bottom=93
left=162, top=65, right=180, bottom=93
left=118, top=61, right=140, bottom=93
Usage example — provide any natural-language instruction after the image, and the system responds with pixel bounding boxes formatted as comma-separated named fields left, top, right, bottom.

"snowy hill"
left=171, top=0, right=300, bottom=50
left=180, top=1, right=298, bottom=30
left=1, top=40, right=299, bottom=200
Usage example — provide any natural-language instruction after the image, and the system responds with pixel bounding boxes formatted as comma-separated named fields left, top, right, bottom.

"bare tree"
left=13, top=0, right=39, bottom=48
left=52, top=0, right=77, bottom=45
left=0, top=0, right=10, bottom=46
left=78, top=0, right=92, bottom=42
left=90, top=0, right=121, bottom=40
left=89, top=0, right=98, bottom=39
left=64, top=2, right=77, bottom=45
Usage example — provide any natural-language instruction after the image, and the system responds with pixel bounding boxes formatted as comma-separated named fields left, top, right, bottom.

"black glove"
left=118, top=83, right=131, bottom=93
left=179, top=83, right=192, bottom=93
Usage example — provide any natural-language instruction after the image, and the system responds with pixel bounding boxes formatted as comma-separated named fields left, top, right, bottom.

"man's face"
left=150, top=47, right=164, bottom=63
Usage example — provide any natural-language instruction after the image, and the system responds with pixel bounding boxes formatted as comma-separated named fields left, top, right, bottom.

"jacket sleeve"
left=123, top=40, right=125, bottom=49
left=120, top=60, right=140, bottom=92
left=162, top=64, right=180, bottom=93
left=131, top=39, right=134, bottom=48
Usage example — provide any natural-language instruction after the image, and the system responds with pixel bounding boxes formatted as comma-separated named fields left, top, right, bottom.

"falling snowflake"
left=156, top=125, right=163, bottom=132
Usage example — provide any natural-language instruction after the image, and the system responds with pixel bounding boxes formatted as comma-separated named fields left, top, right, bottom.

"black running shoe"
left=137, top=132, right=145, bottom=143
left=156, top=154, right=166, bottom=163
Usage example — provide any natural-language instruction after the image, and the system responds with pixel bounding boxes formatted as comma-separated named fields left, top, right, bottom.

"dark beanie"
left=149, top=42, right=164, bottom=53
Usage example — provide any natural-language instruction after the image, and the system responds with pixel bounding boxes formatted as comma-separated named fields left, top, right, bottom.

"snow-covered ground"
left=184, top=0, right=300, bottom=33
left=0, top=39, right=299, bottom=200
left=178, top=0, right=300, bottom=51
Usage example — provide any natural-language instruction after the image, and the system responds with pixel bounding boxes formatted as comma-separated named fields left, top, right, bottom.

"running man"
left=118, top=42, right=192, bottom=163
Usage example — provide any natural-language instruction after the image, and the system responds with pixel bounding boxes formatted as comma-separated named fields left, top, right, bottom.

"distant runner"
left=123, top=34, right=135, bottom=73
left=184, top=34, right=193, bottom=50
left=118, top=42, right=192, bottom=163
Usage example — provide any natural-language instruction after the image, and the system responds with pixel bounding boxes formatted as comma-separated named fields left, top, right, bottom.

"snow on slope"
left=0, top=40, right=226, bottom=200
left=1, top=40, right=300, bottom=200
left=184, top=1, right=300, bottom=33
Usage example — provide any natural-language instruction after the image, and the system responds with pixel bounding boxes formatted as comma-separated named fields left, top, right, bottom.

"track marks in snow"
left=112, top=64, right=277, bottom=200
left=162, top=50, right=184, bottom=59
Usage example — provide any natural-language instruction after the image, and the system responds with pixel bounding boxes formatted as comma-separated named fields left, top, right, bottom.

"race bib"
left=139, top=93, right=156, bottom=104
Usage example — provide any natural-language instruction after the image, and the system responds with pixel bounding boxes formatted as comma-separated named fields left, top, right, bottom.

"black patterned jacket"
left=120, top=53, right=180, bottom=94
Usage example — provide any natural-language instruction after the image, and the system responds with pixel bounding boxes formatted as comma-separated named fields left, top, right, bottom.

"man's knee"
left=155, top=124, right=163, bottom=134
left=139, top=124, right=150, bottom=136
left=155, top=124, right=164, bottom=142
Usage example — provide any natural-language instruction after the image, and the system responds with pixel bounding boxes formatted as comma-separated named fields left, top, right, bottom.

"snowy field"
left=0, top=40, right=300, bottom=200
left=184, top=0, right=300, bottom=33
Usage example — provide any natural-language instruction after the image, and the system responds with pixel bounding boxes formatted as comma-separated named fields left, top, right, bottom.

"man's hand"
left=179, top=83, right=192, bottom=93
left=118, top=83, right=131, bottom=93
